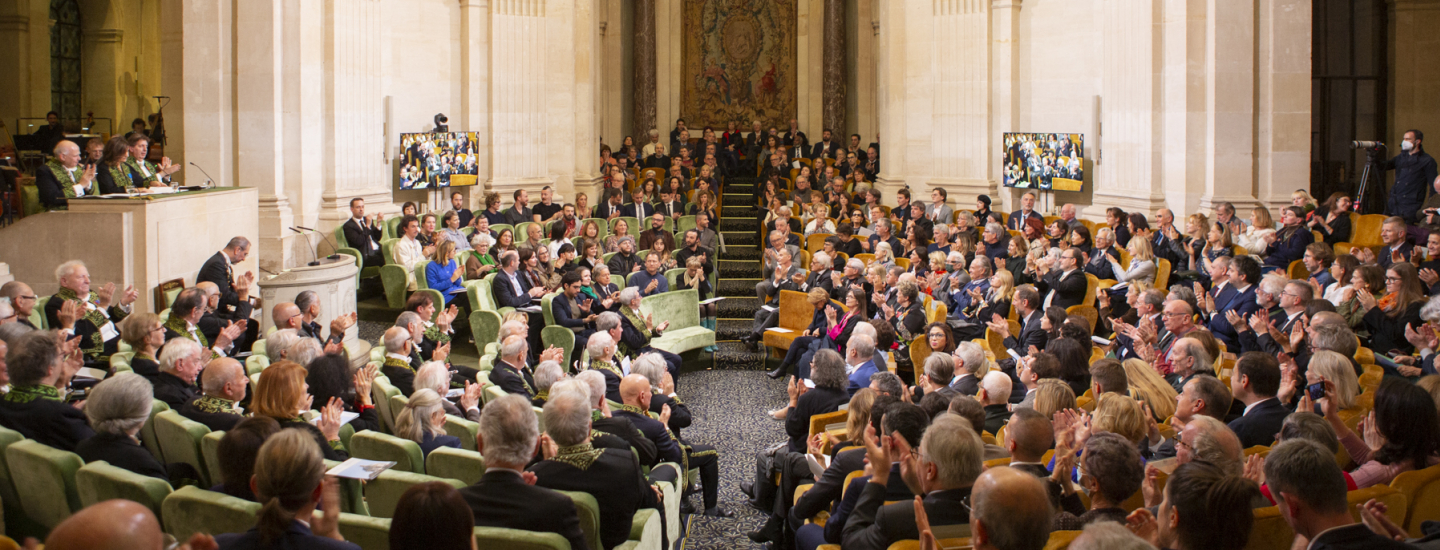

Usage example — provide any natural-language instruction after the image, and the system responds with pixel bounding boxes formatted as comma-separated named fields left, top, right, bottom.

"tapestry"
left=681, top=0, right=796, bottom=129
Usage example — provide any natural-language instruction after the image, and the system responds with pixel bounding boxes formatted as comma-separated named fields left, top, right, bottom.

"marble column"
left=631, top=0, right=655, bottom=140
left=1202, top=0, right=1257, bottom=212
left=235, top=0, right=293, bottom=273
left=460, top=0, right=491, bottom=200
left=319, top=0, right=387, bottom=231
left=821, top=0, right=846, bottom=135
left=1255, top=0, right=1310, bottom=211
left=490, top=0, right=552, bottom=193
left=0, top=9, right=30, bottom=127
left=160, top=0, right=231, bottom=190
left=991, top=0, right=1021, bottom=207
left=572, top=0, right=602, bottom=198
left=1092, top=0, right=1167, bottom=217
left=874, top=0, right=905, bottom=195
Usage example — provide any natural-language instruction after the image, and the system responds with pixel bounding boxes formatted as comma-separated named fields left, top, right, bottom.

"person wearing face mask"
left=1384, top=129, right=1438, bottom=224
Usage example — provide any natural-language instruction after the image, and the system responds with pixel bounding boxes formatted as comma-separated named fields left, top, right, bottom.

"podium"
left=0, top=186, right=259, bottom=312
left=257, top=255, right=361, bottom=349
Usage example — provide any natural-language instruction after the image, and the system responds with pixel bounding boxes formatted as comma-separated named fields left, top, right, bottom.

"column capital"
left=458, top=0, right=489, bottom=8
left=992, top=0, right=1022, bottom=10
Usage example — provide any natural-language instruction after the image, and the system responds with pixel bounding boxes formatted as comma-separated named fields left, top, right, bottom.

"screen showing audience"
left=1002, top=132, right=1085, bottom=192
left=399, top=132, right=481, bottom=189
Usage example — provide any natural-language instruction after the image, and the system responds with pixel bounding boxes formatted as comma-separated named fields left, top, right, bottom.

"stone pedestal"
left=256, top=255, right=359, bottom=345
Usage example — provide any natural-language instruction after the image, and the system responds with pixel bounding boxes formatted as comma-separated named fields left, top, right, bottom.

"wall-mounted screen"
left=398, top=132, right=480, bottom=189
left=1002, top=133, right=1084, bottom=192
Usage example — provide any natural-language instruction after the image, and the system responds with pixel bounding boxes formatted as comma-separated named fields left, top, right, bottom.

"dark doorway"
left=1311, top=0, right=1387, bottom=213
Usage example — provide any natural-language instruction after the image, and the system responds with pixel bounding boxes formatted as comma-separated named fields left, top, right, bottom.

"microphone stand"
left=295, top=226, right=342, bottom=262
left=189, top=162, right=216, bottom=189
left=289, top=227, right=320, bottom=266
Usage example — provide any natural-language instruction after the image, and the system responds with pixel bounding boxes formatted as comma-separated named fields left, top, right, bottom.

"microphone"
left=189, top=162, right=216, bottom=188
left=289, top=227, right=320, bottom=266
left=293, top=226, right=342, bottom=263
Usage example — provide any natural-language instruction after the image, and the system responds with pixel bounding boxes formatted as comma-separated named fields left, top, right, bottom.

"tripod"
left=1355, top=145, right=1387, bottom=215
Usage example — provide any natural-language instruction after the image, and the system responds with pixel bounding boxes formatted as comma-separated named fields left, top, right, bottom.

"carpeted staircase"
left=711, top=177, right=769, bottom=371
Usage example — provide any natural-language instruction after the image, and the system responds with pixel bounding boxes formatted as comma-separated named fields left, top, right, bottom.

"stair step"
left=709, top=341, right=771, bottom=371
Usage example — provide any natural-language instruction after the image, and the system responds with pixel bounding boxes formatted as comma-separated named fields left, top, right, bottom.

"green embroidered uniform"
left=52, top=287, right=127, bottom=362
left=165, top=315, right=221, bottom=360
left=4, top=384, right=63, bottom=404
left=44, top=159, right=89, bottom=210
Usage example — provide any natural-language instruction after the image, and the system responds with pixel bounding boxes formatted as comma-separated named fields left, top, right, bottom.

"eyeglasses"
left=1174, top=438, right=1194, bottom=452
left=1386, top=276, right=1403, bottom=282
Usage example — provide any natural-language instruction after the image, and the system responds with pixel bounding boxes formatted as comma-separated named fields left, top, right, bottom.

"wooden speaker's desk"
left=0, top=187, right=259, bottom=312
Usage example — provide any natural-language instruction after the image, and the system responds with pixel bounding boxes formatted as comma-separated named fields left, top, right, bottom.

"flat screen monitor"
left=1002, top=132, right=1084, bottom=192
left=398, top=132, right=481, bottom=189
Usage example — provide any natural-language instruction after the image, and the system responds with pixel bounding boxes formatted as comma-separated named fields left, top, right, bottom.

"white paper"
left=765, top=327, right=794, bottom=333
left=519, top=306, right=542, bottom=313
left=325, top=458, right=396, bottom=480
left=98, top=321, right=119, bottom=342
left=761, top=304, right=778, bottom=312
left=1091, top=335, right=1112, bottom=346
left=621, top=356, right=632, bottom=375
left=306, top=411, right=360, bottom=426
left=446, top=388, right=463, bottom=399
left=698, top=297, right=726, bottom=305
left=805, top=453, right=831, bottom=478
left=73, top=367, right=108, bottom=381
left=803, top=378, right=816, bottom=389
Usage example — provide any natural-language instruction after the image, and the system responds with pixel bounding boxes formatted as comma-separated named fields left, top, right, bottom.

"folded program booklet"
left=326, top=458, right=395, bottom=481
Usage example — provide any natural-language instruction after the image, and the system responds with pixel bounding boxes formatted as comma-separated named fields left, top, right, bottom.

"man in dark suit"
left=342, top=198, right=385, bottom=268
left=1263, top=439, right=1414, bottom=550
left=1207, top=255, right=1264, bottom=352
left=616, top=374, right=731, bottom=517
left=35, top=140, right=97, bottom=211
left=811, top=128, right=839, bottom=160
left=552, top=272, right=595, bottom=363
left=1227, top=352, right=1286, bottom=448
left=448, top=191, right=473, bottom=227
left=490, top=335, right=538, bottom=399
left=379, top=326, right=420, bottom=396
left=197, top=237, right=255, bottom=323
left=1034, top=248, right=1087, bottom=309
left=574, top=369, right=658, bottom=467
left=843, top=405, right=978, bottom=550
left=195, top=281, right=256, bottom=354
left=622, top=189, right=656, bottom=220
left=528, top=389, right=663, bottom=550
left=177, top=358, right=248, bottom=432
left=462, top=394, right=587, bottom=550
left=989, top=286, right=1048, bottom=368
left=643, top=142, right=671, bottom=169
left=1006, top=191, right=1044, bottom=232
left=637, top=213, right=676, bottom=253
left=146, top=338, right=204, bottom=409
left=782, top=119, right=805, bottom=148
left=494, top=250, right=545, bottom=309
left=162, top=288, right=243, bottom=360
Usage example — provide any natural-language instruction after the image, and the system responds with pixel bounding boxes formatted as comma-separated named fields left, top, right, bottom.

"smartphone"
left=1307, top=382, right=1325, bottom=401
left=803, top=379, right=816, bottom=389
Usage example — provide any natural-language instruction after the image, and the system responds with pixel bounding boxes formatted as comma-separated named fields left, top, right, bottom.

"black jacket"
left=1227, top=398, right=1288, bottom=449
left=214, top=520, right=359, bottom=550
left=529, top=446, right=661, bottom=550
left=145, top=371, right=200, bottom=409
left=1036, top=268, right=1087, bottom=310
left=1004, top=310, right=1049, bottom=357
left=843, top=482, right=971, bottom=550
left=197, top=252, right=244, bottom=319
left=342, top=217, right=383, bottom=257
left=785, top=386, right=848, bottom=452
left=460, top=469, right=587, bottom=550
left=790, top=446, right=866, bottom=525
left=76, top=431, right=168, bottom=481
left=0, top=386, right=95, bottom=451
left=489, top=360, right=536, bottom=399
left=492, top=269, right=535, bottom=309
left=613, top=406, right=683, bottom=465
left=177, top=397, right=245, bottom=432
left=594, top=415, right=658, bottom=467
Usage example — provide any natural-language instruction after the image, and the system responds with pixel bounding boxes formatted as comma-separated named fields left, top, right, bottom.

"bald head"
left=970, top=467, right=1054, bottom=550
left=194, top=280, right=219, bottom=296
left=619, top=374, right=651, bottom=405
left=979, top=371, right=1012, bottom=406
left=46, top=499, right=166, bottom=550
left=272, top=302, right=301, bottom=330
left=201, top=357, right=246, bottom=399
left=1309, top=311, right=1345, bottom=328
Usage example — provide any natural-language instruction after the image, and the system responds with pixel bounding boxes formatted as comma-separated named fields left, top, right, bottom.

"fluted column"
left=460, top=0, right=491, bottom=197
left=821, top=0, right=846, bottom=134
left=631, top=0, right=655, bottom=140
left=235, top=0, right=293, bottom=272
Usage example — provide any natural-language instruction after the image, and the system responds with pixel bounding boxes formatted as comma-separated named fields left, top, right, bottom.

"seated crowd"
left=6, top=125, right=1440, bottom=550
left=731, top=178, right=1440, bottom=550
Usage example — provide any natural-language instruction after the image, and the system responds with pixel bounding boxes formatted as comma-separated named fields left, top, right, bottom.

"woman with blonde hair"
left=1122, top=358, right=1179, bottom=421
left=1105, top=235, right=1157, bottom=286
left=1091, top=393, right=1150, bottom=448
left=604, top=219, right=631, bottom=253
left=1292, top=189, right=1318, bottom=216
left=872, top=241, right=896, bottom=271
left=119, top=312, right=165, bottom=376
left=394, top=389, right=461, bottom=457
left=1306, top=350, right=1361, bottom=411
left=425, top=240, right=465, bottom=308
left=1236, top=206, right=1276, bottom=254
left=213, top=429, right=355, bottom=548
left=1033, top=378, right=1078, bottom=421
left=677, top=256, right=717, bottom=352
left=252, top=360, right=349, bottom=461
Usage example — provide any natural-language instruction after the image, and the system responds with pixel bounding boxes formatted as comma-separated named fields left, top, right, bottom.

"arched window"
left=50, top=0, right=82, bottom=122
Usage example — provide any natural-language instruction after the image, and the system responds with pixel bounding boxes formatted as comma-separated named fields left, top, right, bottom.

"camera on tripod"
left=1352, top=140, right=1386, bottom=150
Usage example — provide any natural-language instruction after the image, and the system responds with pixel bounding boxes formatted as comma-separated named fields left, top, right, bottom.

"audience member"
left=75, top=373, right=170, bottom=480
left=214, top=416, right=282, bottom=501
left=251, top=360, right=348, bottom=461
left=389, top=482, right=475, bottom=550
left=1262, top=439, right=1413, bottom=549
left=0, top=330, right=93, bottom=450
left=176, top=357, right=248, bottom=431
left=214, top=429, right=358, bottom=549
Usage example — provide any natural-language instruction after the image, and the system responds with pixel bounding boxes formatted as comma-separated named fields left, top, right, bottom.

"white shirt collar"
left=1244, top=396, right=1278, bottom=416
left=385, top=352, right=410, bottom=362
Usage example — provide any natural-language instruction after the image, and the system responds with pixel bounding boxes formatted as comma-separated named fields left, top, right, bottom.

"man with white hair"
left=575, top=370, right=660, bottom=467
left=194, top=281, right=258, bottom=354
left=633, top=353, right=690, bottom=436
left=460, top=394, right=587, bottom=550
left=976, top=371, right=1013, bottom=434
left=615, top=287, right=682, bottom=379
left=295, top=289, right=355, bottom=346
left=831, top=258, right=873, bottom=304
left=36, top=140, right=97, bottom=210
left=916, top=354, right=960, bottom=401
left=845, top=333, right=879, bottom=395
left=759, top=243, right=803, bottom=302
left=492, top=335, right=538, bottom=400
left=531, top=360, right=564, bottom=407
left=176, top=357, right=248, bottom=431
left=950, top=341, right=987, bottom=396
left=149, top=337, right=205, bottom=408
left=380, top=326, right=420, bottom=396
left=265, top=328, right=300, bottom=361
left=1059, top=203, right=1083, bottom=231
left=197, top=236, right=256, bottom=324
left=527, top=386, right=663, bottom=550
left=46, top=260, right=136, bottom=366
left=586, top=325, right=624, bottom=402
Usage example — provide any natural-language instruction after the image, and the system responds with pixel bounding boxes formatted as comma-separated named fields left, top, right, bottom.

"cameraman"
left=1385, top=129, right=1438, bottom=223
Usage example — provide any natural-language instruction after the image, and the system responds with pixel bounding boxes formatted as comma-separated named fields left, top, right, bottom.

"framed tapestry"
left=681, top=0, right=796, bottom=129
